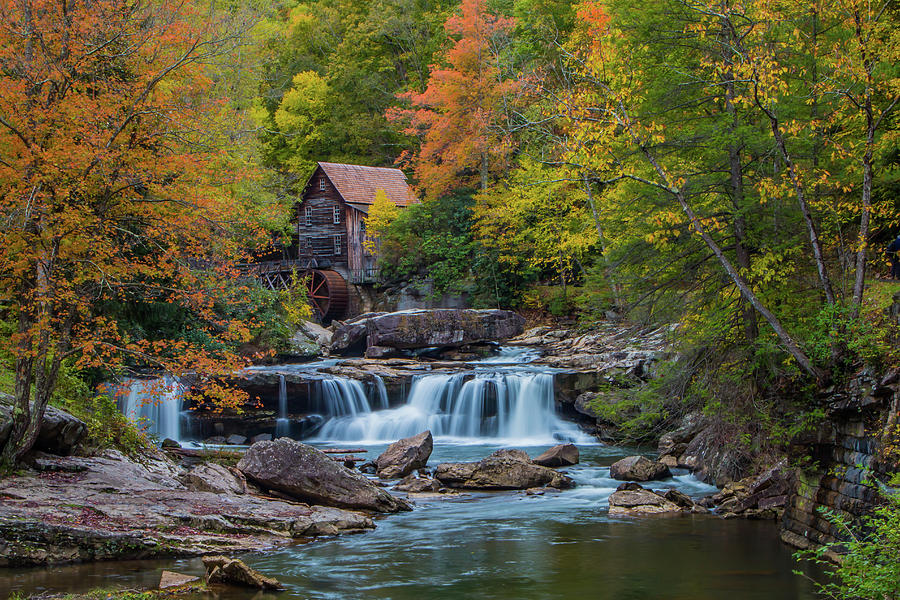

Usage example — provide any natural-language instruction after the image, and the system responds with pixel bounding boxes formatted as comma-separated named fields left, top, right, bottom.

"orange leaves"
left=0, top=0, right=263, bottom=413
left=388, top=0, right=519, bottom=201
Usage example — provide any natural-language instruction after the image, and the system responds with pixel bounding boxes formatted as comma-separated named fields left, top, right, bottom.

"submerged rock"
left=435, top=449, right=574, bottom=490
left=203, top=555, right=283, bottom=590
left=394, top=473, right=439, bottom=493
left=375, top=431, right=433, bottom=479
left=533, top=444, right=579, bottom=468
left=609, top=456, right=671, bottom=482
left=237, top=438, right=411, bottom=513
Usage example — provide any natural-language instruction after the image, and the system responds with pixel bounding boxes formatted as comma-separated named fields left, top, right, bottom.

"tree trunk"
left=762, top=110, right=836, bottom=305
left=583, top=173, right=623, bottom=308
left=612, top=101, right=823, bottom=380
left=722, top=44, right=758, bottom=344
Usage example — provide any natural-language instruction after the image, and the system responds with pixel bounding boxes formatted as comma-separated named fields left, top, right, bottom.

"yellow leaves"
left=364, top=190, right=401, bottom=255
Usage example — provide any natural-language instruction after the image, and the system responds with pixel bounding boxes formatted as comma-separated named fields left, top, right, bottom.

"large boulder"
left=375, top=431, right=433, bottom=479
left=330, top=319, right=373, bottom=356
left=0, top=396, right=87, bottom=456
left=678, top=425, right=751, bottom=486
left=533, top=444, right=579, bottom=468
left=237, top=438, right=411, bottom=513
left=36, top=405, right=88, bottom=455
left=367, top=309, right=525, bottom=350
left=435, top=449, right=574, bottom=490
left=609, top=456, right=671, bottom=482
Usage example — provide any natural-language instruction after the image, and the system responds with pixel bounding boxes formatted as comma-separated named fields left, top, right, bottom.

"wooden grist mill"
left=245, top=161, right=417, bottom=323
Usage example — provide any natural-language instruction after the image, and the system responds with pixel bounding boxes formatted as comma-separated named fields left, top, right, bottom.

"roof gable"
left=312, top=162, right=417, bottom=207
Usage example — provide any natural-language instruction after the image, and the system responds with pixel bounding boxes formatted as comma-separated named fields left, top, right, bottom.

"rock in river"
left=375, top=430, right=433, bottom=479
left=0, top=449, right=374, bottom=566
left=609, top=455, right=671, bottom=482
left=435, top=449, right=574, bottom=490
left=533, top=444, right=579, bottom=468
left=237, top=438, right=411, bottom=513
left=608, top=484, right=683, bottom=516
left=203, top=555, right=283, bottom=590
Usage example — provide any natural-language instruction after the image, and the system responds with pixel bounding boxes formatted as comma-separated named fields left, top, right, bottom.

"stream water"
left=1, top=349, right=821, bottom=598
left=0, top=442, right=818, bottom=599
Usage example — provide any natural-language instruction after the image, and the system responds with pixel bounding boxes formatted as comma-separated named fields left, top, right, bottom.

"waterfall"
left=116, top=376, right=184, bottom=442
left=275, top=374, right=290, bottom=438
left=373, top=375, right=389, bottom=410
left=315, top=372, right=591, bottom=444
left=312, top=378, right=372, bottom=417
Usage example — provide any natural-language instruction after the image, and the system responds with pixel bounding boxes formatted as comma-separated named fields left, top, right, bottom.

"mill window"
left=304, top=206, right=312, bottom=227
left=319, top=178, right=326, bottom=191
left=333, top=206, right=341, bottom=224
left=333, top=234, right=343, bottom=255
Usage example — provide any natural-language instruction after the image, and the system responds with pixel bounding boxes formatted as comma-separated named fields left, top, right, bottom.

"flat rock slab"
left=609, top=489, right=682, bottom=515
left=0, top=449, right=373, bottom=567
left=160, top=571, right=199, bottom=589
left=367, top=309, right=525, bottom=350
left=331, top=309, right=525, bottom=355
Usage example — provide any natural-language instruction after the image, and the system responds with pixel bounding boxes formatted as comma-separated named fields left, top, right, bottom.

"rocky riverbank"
left=0, top=448, right=374, bottom=567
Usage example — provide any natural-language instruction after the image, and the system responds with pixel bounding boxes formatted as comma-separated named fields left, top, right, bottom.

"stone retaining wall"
left=780, top=373, right=898, bottom=551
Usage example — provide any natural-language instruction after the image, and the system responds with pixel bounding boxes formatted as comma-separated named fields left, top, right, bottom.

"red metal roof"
left=317, top=162, right=417, bottom=207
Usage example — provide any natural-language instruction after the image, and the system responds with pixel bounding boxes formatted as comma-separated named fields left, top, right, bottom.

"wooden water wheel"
left=304, top=269, right=349, bottom=322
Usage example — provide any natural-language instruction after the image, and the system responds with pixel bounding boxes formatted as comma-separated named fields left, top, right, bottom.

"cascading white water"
left=311, top=378, right=372, bottom=417
left=373, top=375, right=389, bottom=410
left=116, top=376, right=184, bottom=441
left=275, top=374, right=290, bottom=437
left=315, top=372, right=591, bottom=444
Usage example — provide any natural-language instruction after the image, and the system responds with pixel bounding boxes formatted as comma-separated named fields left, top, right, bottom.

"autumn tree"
left=557, top=1, right=825, bottom=378
left=0, top=0, right=261, bottom=464
left=364, top=189, right=401, bottom=254
left=388, top=0, right=519, bottom=200
left=256, top=0, right=456, bottom=172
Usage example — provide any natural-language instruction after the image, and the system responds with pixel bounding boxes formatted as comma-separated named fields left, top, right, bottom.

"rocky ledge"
left=0, top=449, right=374, bottom=567
left=331, top=308, right=526, bottom=358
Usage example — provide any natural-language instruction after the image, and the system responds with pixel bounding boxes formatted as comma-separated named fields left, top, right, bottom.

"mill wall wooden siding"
left=295, top=168, right=374, bottom=275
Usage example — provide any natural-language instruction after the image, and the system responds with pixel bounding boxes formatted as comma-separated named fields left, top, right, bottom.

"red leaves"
left=388, top=0, right=519, bottom=201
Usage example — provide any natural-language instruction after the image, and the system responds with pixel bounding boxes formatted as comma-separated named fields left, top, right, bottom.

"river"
left=0, top=349, right=821, bottom=599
